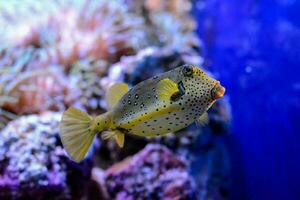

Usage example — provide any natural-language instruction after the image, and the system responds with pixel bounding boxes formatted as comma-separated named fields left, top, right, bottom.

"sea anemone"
left=0, top=0, right=147, bottom=69
left=0, top=66, right=79, bottom=115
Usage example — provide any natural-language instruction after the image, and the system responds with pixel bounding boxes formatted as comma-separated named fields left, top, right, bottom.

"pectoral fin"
left=101, top=130, right=125, bottom=148
left=157, top=78, right=180, bottom=101
left=106, top=83, right=129, bottom=108
left=195, top=112, right=209, bottom=127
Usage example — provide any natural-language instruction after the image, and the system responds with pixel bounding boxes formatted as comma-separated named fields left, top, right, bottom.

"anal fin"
left=101, top=130, right=125, bottom=148
left=114, top=131, right=125, bottom=148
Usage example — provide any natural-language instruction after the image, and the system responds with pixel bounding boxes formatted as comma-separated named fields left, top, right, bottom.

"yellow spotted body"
left=110, top=67, right=216, bottom=136
left=59, top=65, right=225, bottom=162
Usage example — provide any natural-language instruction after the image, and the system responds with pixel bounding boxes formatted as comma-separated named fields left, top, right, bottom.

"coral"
left=0, top=46, right=53, bottom=71
left=70, top=58, right=110, bottom=114
left=0, top=112, right=93, bottom=199
left=125, top=0, right=199, bottom=50
left=0, top=1, right=232, bottom=199
left=31, top=1, right=144, bottom=67
left=0, top=66, right=79, bottom=115
left=105, top=144, right=198, bottom=200
left=0, top=0, right=147, bottom=68
left=1, top=0, right=199, bottom=62
left=126, top=0, right=192, bottom=15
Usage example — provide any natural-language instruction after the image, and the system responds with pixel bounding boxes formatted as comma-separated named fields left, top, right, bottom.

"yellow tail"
left=60, top=107, right=107, bottom=163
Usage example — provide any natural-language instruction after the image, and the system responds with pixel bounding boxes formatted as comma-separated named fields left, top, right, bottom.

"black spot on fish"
left=135, top=94, right=139, bottom=99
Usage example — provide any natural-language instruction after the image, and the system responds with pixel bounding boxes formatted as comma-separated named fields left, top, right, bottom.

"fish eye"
left=182, top=65, right=193, bottom=77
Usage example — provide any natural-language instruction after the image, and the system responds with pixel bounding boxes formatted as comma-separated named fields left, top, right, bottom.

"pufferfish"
left=60, top=65, right=225, bottom=162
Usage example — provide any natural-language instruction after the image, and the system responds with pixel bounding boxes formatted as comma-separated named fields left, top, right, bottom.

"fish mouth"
left=211, top=82, right=225, bottom=100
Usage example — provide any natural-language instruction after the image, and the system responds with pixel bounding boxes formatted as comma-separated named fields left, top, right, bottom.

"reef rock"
left=104, top=144, right=198, bottom=200
left=0, top=112, right=93, bottom=199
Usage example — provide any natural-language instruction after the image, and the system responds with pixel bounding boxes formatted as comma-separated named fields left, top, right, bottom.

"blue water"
left=194, top=0, right=300, bottom=199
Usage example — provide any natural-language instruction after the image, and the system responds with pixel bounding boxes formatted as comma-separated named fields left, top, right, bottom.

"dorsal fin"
left=195, top=112, right=209, bottom=127
left=157, top=78, right=179, bottom=101
left=106, top=83, right=129, bottom=108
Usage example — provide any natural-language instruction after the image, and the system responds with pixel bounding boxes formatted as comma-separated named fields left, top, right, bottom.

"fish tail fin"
left=60, top=107, right=109, bottom=162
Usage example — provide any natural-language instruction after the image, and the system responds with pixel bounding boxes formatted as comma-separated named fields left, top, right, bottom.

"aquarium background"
left=0, top=0, right=299, bottom=200
left=194, top=0, right=300, bottom=199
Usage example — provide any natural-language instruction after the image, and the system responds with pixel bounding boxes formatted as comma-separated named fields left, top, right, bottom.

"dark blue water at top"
left=193, top=0, right=300, bottom=199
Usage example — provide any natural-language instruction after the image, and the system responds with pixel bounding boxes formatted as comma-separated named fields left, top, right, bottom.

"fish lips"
left=211, top=82, right=225, bottom=100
